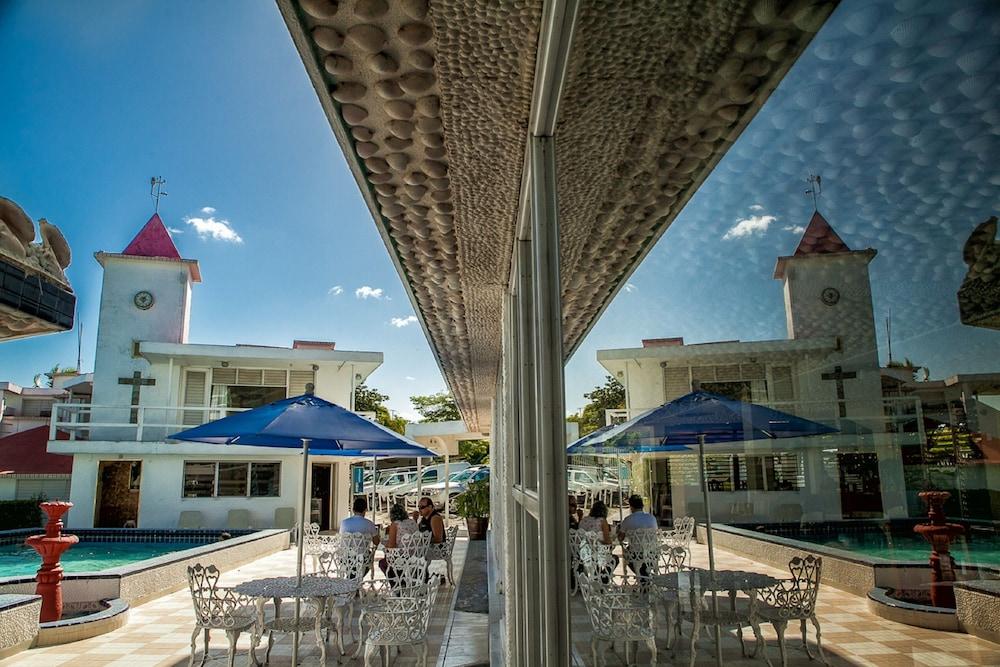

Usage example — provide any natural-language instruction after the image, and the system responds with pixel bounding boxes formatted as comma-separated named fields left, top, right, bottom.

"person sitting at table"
left=617, top=494, right=658, bottom=579
left=578, top=500, right=618, bottom=581
left=341, top=496, right=381, bottom=546
left=379, top=503, right=419, bottom=583
left=568, top=495, right=582, bottom=530
left=414, top=497, right=445, bottom=544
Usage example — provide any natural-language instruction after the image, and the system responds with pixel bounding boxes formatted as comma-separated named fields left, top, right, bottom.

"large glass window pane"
left=250, top=462, right=280, bottom=497
left=183, top=462, right=215, bottom=498
left=217, top=462, right=249, bottom=497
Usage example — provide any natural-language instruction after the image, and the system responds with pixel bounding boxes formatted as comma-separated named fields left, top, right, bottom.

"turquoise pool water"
left=0, top=541, right=204, bottom=577
left=792, top=532, right=1000, bottom=566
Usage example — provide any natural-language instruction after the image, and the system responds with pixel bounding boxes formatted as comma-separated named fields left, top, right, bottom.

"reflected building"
left=595, top=209, right=988, bottom=525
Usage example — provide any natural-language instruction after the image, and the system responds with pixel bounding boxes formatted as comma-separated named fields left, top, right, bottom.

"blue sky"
left=2, top=0, right=998, bottom=419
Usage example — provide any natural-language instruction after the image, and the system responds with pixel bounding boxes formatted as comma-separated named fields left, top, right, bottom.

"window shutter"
left=22, top=399, right=52, bottom=418
left=183, top=371, right=208, bottom=425
left=288, top=370, right=315, bottom=396
left=662, top=367, right=690, bottom=401
left=212, top=368, right=237, bottom=385
left=715, top=365, right=740, bottom=382
left=691, top=366, right=716, bottom=383
left=771, top=366, right=794, bottom=401
left=740, top=362, right=765, bottom=380
left=262, top=370, right=287, bottom=387
left=236, top=369, right=263, bottom=386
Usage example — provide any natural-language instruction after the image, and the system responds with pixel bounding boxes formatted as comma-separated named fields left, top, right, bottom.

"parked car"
left=406, top=465, right=490, bottom=510
left=370, top=469, right=419, bottom=504
left=388, top=461, right=471, bottom=507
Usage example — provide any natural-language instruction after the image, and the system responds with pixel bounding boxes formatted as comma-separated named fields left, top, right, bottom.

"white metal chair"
left=577, top=568, right=657, bottom=667
left=361, top=577, right=440, bottom=667
left=304, top=523, right=337, bottom=572
left=620, top=528, right=660, bottom=585
left=755, top=555, right=826, bottom=667
left=354, top=554, right=430, bottom=660
left=317, top=549, right=369, bottom=656
left=662, top=516, right=695, bottom=563
left=186, top=564, right=257, bottom=667
left=569, top=528, right=584, bottom=595
left=426, top=525, right=459, bottom=585
left=654, top=546, right=689, bottom=649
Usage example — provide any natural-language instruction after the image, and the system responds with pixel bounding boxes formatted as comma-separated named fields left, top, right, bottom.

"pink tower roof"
left=793, top=211, right=851, bottom=256
left=122, top=213, right=181, bottom=259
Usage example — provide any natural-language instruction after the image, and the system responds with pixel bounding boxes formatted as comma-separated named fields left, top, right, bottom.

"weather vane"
left=805, top=174, right=822, bottom=211
left=150, top=176, right=168, bottom=212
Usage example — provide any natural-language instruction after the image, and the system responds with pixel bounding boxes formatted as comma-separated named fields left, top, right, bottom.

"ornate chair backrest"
left=398, top=529, right=432, bottom=555
left=673, top=516, right=695, bottom=542
left=659, top=545, right=687, bottom=573
left=621, top=528, right=660, bottom=577
left=760, top=555, right=822, bottom=618
left=318, top=549, right=369, bottom=585
left=391, top=554, right=429, bottom=588
left=428, top=525, right=459, bottom=560
left=569, top=528, right=584, bottom=568
left=576, top=530, right=613, bottom=578
left=366, top=578, right=440, bottom=644
left=187, top=564, right=246, bottom=628
left=576, top=569, right=649, bottom=640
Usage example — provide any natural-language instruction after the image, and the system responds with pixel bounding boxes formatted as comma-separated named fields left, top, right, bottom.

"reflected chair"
left=317, top=549, right=369, bottom=656
left=755, top=555, right=826, bottom=667
left=186, top=564, right=257, bottom=667
left=654, top=545, right=689, bottom=648
left=577, top=568, right=657, bottom=667
left=621, top=528, right=660, bottom=585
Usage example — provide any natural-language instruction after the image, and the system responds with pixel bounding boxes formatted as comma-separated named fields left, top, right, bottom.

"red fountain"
left=25, top=501, right=79, bottom=622
left=913, top=491, right=965, bottom=608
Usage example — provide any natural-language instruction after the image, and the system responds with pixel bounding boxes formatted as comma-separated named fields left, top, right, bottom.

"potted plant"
left=454, top=478, right=490, bottom=540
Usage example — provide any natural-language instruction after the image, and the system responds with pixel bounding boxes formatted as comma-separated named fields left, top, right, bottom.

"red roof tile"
left=122, top=213, right=182, bottom=259
left=0, top=426, right=71, bottom=475
left=793, top=211, right=851, bottom=256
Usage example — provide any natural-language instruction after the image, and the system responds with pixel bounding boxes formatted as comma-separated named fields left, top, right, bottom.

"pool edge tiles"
left=0, top=528, right=291, bottom=607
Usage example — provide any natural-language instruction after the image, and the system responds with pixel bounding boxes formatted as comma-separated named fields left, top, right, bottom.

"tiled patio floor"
left=4, top=537, right=482, bottom=667
left=570, top=541, right=1000, bottom=666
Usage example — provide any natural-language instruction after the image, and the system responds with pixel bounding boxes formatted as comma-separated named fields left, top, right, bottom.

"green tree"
left=458, top=439, right=490, bottom=465
left=410, top=391, right=461, bottom=422
left=353, top=383, right=407, bottom=434
left=568, top=375, right=625, bottom=436
left=42, top=364, right=77, bottom=387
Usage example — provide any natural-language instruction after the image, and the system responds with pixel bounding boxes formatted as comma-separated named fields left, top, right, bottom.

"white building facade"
left=595, top=212, right=922, bottom=525
left=48, top=214, right=382, bottom=530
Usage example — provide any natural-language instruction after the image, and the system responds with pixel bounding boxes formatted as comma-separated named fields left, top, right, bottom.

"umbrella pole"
left=697, top=434, right=722, bottom=667
left=293, top=437, right=310, bottom=666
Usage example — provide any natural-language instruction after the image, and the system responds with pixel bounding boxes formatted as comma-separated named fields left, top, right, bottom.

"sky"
left=1, top=0, right=998, bottom=419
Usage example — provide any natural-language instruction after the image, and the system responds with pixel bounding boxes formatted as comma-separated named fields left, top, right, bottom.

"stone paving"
left=3, top=537, right=486, bottom=667
left=570, top=541, right=1000, bottom=666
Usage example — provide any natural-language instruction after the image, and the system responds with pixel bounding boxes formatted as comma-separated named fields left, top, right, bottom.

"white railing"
left=606, top=396, right=925, bottom=441
left=50, top=403, right=378, bottom=442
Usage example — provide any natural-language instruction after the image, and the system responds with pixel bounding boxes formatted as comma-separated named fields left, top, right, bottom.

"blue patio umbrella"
left=569, top=390, right=836, bottom=666
left=171, top=391, right=434, bottom=665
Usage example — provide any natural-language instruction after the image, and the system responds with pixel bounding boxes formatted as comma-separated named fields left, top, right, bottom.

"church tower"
left=774, top=210, right=879, bottom=370
left=90, top=214, right=201, bottom=413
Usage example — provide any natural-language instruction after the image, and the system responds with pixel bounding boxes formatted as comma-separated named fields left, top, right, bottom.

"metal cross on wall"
left=821, top=365, right=856, bottom=418
left=118, top=371, right=155, bottom=423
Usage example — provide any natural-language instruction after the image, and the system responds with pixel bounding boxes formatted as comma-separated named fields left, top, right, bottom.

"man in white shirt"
left=617, top=494, right=658, bottom=541
left=341, top=497, right=380, bottom=547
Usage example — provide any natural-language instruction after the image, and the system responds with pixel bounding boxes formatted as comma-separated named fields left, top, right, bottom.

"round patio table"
left=235, top=575, right=360, bottom=667
left=652, top=568, right=780, bottom=667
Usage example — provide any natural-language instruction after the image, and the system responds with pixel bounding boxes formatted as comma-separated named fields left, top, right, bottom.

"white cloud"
left=166, top=226, right=184, bottom=235
left=184, top=209, right=243, bottom=243
left=723, top=214, right=777, bottom=240
left=355, top=286, right=385, bottom=300
left=749, top=204, right=764, bottom=211
left=390, top=315, right=418, bottom=328
left=404, top=376, right=415, bottom=381
left=328, top=285, right=344, bottom=296
left=784, top=225, right=806, bottom=234
left=624, top=283, right=637, bottom=293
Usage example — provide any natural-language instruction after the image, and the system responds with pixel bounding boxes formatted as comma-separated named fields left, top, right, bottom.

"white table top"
left=233, top=575, right=359, bottom=599
left=652, top=568, right=780, bottom=592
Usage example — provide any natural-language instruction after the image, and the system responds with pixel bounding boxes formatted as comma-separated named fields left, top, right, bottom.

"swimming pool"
left=0, top=541, right=208, bottom=577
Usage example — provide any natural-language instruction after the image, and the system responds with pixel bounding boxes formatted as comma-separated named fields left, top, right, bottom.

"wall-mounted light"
left=220, top=361, right=229, bottom=368
left=312, top=364, right=319, bottom=371
left=355, top=373, right=363, bottom=381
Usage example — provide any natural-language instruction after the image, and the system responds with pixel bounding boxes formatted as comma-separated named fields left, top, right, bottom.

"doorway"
left=94, top=460, right=141, bottom=528
left=311, top=463, right=333, bottom=530
left=838, top=452, right=884, bottom=518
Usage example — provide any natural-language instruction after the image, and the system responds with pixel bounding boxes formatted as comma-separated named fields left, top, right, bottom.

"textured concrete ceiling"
left=278, top=0, right=836, bottom=431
